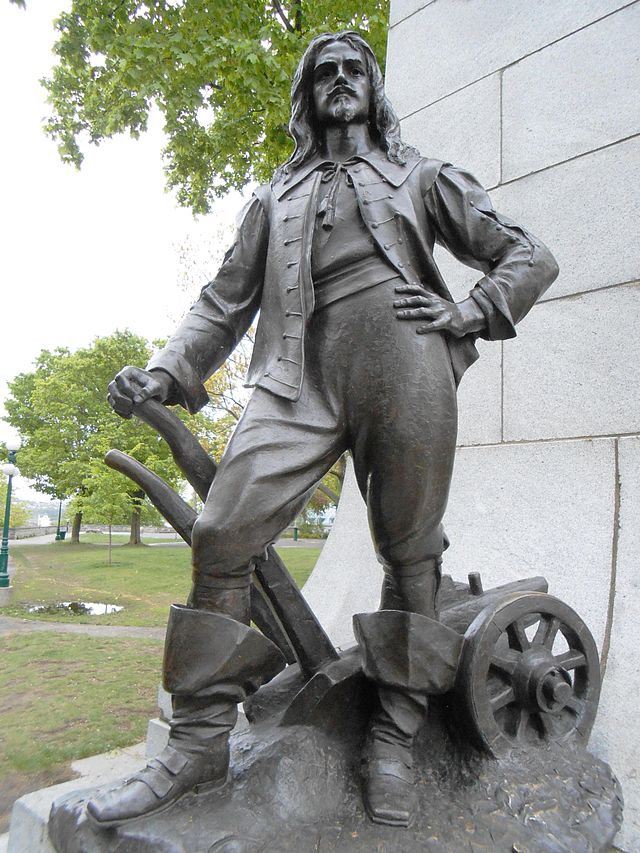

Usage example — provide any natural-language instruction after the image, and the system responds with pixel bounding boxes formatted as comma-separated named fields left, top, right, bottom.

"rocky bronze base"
left=48, top=682, right=622, bottom=853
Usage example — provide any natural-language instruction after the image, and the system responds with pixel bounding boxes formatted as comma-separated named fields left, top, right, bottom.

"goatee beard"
left=334, top=100, right=356, bottom=123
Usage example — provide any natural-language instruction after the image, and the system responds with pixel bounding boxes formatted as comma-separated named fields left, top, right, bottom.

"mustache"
left=328, top=85, right=357, bottom=99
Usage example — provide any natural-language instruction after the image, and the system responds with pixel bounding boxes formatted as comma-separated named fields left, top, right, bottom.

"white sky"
left=0, top=2, right=247, bottom=501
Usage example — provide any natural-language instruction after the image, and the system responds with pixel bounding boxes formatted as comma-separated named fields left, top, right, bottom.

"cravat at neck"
left=317, top=159, right=357, bottom=230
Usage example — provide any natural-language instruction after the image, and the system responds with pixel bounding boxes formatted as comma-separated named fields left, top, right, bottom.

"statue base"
left=48, top=653, right=622, bottom=853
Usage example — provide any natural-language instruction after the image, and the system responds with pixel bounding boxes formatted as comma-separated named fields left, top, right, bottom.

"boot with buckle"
left=86, top=603, right=285, bottom=828
left=353, top=605, right=463, bottom=827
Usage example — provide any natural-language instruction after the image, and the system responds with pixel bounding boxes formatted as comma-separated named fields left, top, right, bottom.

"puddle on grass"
left=27, top=601, right=124, bottom=616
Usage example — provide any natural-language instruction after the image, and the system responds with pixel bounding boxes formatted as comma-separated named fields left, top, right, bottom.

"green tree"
left=3, top=331, right=194, bottom=543
left=72, top=465, right=133, bottom=564
left=41, top=0, right=390, bottom=213
left=0, top=479, right=31, bottom=530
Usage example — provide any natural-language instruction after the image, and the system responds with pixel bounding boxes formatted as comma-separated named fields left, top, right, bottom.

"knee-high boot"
left=87, top=603, right=286, bottom=828
left=353, top=608, right=463, bottom=827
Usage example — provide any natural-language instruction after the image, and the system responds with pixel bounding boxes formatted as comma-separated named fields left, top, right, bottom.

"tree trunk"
left=108, top=523, right=112, bottom=566
left=71, top=511, right=82, bottom=544
left=128, top=506, right=142, bottom=545
left=332, top=454, right=347, bottom=488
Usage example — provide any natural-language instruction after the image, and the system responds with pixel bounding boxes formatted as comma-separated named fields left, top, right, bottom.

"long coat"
left=147, top=148, right=558, bottom=412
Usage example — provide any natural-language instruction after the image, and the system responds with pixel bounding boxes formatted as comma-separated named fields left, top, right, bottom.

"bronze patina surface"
left=48, top=30, right=622, bottom=853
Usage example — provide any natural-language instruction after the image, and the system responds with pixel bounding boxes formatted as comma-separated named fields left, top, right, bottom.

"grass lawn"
left=3, top=540, right=321, bottom=627
left=0, top=631, right=163, bottom=832
left=0, top=540, right=321, bottom=830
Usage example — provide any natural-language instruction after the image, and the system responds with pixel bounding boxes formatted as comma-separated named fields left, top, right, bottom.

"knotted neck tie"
left=317, top=158, right=358, bottom=231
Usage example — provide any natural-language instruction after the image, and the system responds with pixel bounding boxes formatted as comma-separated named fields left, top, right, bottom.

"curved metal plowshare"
left=106, top=399, right=601, bottom=754
left=105, top=398, right=339, bottom=677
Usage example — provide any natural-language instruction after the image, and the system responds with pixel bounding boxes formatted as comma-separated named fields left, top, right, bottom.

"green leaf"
left=41, top=0, right=390, bottom=212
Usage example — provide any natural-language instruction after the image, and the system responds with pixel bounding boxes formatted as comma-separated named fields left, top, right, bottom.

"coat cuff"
left=147, top=350, right=209, bottom=414
left=471, top=277, right=517, bottom=341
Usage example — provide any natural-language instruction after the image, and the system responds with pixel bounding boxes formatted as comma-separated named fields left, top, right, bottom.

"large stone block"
left=433, top=244, right=481, bottom=302
left=302, top=461, right=382, bottom=649
left=492, top=137, right=640, bottom=300
left=591, top=436, right=640, bottom=852
left=389, top=0, right=431, bottom=26
left=456, top=338, right=502, bottom=447
left=386, top=0, right=629, bottom=118
left=444, top=439, right=616, bottom=651
left=503, top=283, right=640, bottom=441
left=7, top=743, right=147, bottom=853
left=502, top=3, right=640, bottom=180
left=400, top=74, right=501, bottom=189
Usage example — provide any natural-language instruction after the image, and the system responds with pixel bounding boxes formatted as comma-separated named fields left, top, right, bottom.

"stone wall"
left=383, top=1, right=639, bottom=848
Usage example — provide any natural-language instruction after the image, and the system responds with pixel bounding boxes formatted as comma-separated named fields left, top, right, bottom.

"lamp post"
left=55, top=499, right=65, bottom=541
left=0, top=436, right=21, bottom=594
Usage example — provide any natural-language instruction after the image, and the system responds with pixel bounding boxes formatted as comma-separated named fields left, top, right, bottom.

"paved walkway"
left=1, top=534, right=323, bottom=640
left=8, top=534, right=324, bottom=549
left=0, top=614, right=165, bottom=640
left=8, top=533, right=58, bottom=546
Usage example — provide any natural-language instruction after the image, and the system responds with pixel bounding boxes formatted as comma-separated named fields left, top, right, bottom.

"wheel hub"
left=513, top=648, right=572, bottom=714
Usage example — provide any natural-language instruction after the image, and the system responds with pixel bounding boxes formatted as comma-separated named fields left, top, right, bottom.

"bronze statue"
left=88, top=31, right=559, bottom=831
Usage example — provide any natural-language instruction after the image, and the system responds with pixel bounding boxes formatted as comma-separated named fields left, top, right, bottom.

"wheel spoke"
left=538, top=711, right=568, bottom=740
left=538, top=712, right=552, bottom=737
left=490, top=685, right=516, bottom=712
left=490, top=649, right=520, bottom=677
left=563, top=694, right=584, bottom=716
left=554, top=649, right=587, bottom=671
left=506, top=618, right=530, bottom=652
left=532, top=615, right=560, bottom=649
left=516, top=707, right=529, bottom=742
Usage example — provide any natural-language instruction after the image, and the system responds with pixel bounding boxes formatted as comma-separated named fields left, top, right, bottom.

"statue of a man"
left=89, top=31, right=558, bottom=830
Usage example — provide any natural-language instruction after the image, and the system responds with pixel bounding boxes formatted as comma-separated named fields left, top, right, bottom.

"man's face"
left=312, top=42, right=371, bottom=128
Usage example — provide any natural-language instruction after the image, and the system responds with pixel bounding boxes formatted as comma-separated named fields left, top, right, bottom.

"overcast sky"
left=0, top=2, right=246, bottom=501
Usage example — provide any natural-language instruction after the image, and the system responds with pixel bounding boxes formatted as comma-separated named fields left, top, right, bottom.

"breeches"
left=191, top=279, right=458, bottom=592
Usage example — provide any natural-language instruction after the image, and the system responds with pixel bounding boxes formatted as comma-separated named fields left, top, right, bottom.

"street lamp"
left=0, top=435, right=22, bottom=593
left=55, top=499, right=65, bottom=541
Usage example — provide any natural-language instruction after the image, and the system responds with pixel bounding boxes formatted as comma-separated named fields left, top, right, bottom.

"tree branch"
left=272, top=0, right=295, bottom=33
left=316, top=482, right=339, bottom=504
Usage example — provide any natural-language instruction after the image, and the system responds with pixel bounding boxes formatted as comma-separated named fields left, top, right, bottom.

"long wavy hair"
left=279, top=31, right=417, bottom=177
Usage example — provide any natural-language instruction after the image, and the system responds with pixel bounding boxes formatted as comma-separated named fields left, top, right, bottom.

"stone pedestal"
left=47, top=668, right=622, bottom=853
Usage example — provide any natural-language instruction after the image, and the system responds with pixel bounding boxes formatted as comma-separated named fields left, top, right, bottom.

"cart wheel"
left=456, top=592, right=600, bottom=756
